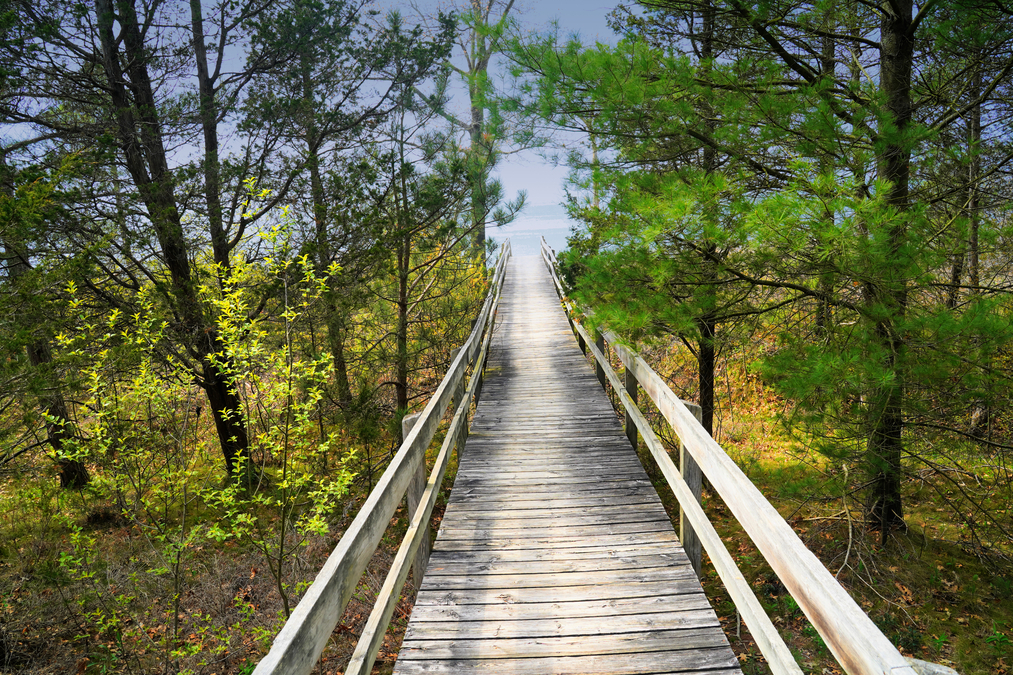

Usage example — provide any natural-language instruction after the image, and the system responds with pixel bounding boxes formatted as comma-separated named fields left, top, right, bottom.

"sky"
left=486, top=2, right=619, bottom=257
left=394, top=0, right=622, bottom=256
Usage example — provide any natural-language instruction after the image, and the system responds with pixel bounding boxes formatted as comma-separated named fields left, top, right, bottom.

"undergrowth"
left=0, top=423, right=457, bottom=675
left=593, top=332, right=1013, bottom=675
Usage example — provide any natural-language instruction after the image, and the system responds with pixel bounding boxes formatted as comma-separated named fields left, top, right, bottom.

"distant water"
left=488, top=204, right=576, bottom=257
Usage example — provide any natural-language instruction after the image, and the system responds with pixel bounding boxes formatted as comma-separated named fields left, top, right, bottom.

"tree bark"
left=866, top=324, right=905, bottom=536
left=97, top=0, right=250, bottom=476
left=946, top=182, right=966, bottom=310
left=202, top=358, right=250, bottom=476
left=26, top=316, right=90, bottom=488
left=967, top=59, right=982, bottom=292
left=189, top=0, right=230, bottom=268
left=696, top=0, right=717, bottom=438
left=815, top=22, right=835, bottom=335
left=327, top=298, right=354, bottom=407
left=865, top=0, right=914, bottom=535
left=696, top=314, right=716, bottom=436
left=1, top=227, right=89, bottom=488
left=396, top=231, right=410, bottom=422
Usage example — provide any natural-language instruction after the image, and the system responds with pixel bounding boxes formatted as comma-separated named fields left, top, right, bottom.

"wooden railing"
left=539, top=238, right=933, bottom=675
left=253, top=242, right=511, bottom=675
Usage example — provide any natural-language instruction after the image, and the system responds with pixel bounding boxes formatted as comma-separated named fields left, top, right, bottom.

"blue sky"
left=397, top=0, right=621, bottom=255
left=494, top=1, right=618, bottom=255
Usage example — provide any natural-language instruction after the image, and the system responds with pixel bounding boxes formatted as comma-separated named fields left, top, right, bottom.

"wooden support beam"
left=680, top=402, right=703, bottom=579
left=594, top=329, right=606, bottom=391
left=451, top=347, right=467, bottom=444
left=402, top=412, right=430, bottom=582
left=624, top=366, right=638, bottom=450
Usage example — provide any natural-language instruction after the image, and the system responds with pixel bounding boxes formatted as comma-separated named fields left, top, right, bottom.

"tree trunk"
left=815, top=24, right=835, bottom=336
left=946, top=183, right=966, bottom=310
left=2, top=231, right=89, bottom=489
left=695, top=0, right=717, bottom=438
left=967, top=59, right=982, bottom=292
left=469, top=95, right=488, bottom=260
left=97, top=0, right=249, bottom=476
left=326, top=299, right=354, bottom=407
left=27, top=334, right=90, bottom=488
left=866, top=0, right=914, bottom=535
left=396, top=231, right=410, bottom=420
left=866, top=325, right=905, bottom=536
left=189, top=0, right=229, bottom=268
left=202, top=355, right=250, bottom=476
left=696, top=314, right=716, bottom=436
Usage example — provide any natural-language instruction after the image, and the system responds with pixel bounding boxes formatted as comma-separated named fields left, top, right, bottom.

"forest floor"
left=629, top=340, right=1013, bottom=675
left=2, top=338, right=1012, bottom=674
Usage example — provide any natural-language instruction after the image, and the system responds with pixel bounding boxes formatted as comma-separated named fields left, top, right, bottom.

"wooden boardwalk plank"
left=403, top=609, right=721, bottom=639
left=408, top=595, right=714, bottom=622
left=393, top=256, right=740, bottom=675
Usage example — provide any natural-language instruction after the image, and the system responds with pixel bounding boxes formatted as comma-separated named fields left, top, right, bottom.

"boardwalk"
left=393, top=257, right=742, bottom=675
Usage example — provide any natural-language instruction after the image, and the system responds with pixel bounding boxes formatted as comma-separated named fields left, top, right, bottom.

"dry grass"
left=627, top=336, right=1013, bottom=675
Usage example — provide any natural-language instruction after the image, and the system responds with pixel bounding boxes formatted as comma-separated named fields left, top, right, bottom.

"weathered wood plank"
left=411, top=579, right=709, bottom=606
left=423, top=553, right=692, bottom=576
left=418, top=567, right=698, bottom=592
left=437, top=516, right=674, bottom=532
left=426, top=540, right=688, bottom=563
left=446, top=496, right=662, bottom=512
left=434, top=521, right=675, bottom=541
left=399, top=627, right=731, bottom=659
left=452, top=474, right=647, bottom=486
left=454, top=467, right=645, bottom=481
left=393, top=256, right=740, bottom=675
left=427, top=533, right=684, bottom=552
left=442, top=503, right=670, bottom=522
left=407, top=594, right=713, bottom=622
left=447, top=485, right=658, bottom=503
left=449, top=479, right=654, bottom=494
left=404, top=609, right=720, bottom=640
left=394, top=652, right=739, bottom=675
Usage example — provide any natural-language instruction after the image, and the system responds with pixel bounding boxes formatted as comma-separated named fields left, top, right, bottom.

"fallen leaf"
left=894, top=582, right=914, bottom=604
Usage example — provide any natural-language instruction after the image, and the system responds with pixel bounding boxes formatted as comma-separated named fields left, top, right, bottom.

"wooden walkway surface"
left=393, top=256, right=742, bottom=675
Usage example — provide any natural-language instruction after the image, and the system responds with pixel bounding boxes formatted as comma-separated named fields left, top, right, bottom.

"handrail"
left=253, top=241, right=511, bottom=675
left=540, top=238, right=918, bottom=675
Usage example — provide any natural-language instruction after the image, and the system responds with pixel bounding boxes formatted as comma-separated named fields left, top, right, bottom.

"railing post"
left=594, top=329, right=607, bottom=391
left=451, top=347, right=467, bottom=445
left=475, top=342, right=486, bottom=406
left=680, top=401, right=704, bottom=578
left=401, top=412, right=430, bottom=583
left=624, top=366, right=638, bottom=450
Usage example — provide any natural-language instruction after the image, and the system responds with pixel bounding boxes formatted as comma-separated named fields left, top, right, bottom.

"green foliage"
left=36, top=208, right=360, bottom=667
left=518, top=0, right=1013, bottom=547
left=0, top=0, right=525, bottom=670
left=201, top=215, right=355, bottom=618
